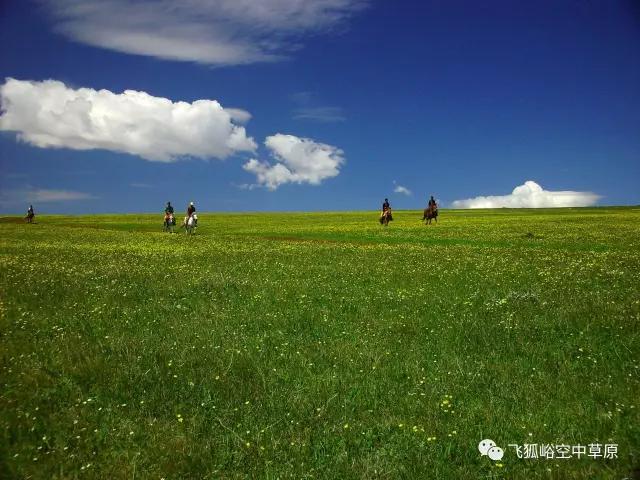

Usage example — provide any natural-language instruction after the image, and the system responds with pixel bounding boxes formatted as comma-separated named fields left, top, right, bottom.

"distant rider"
left=428, top=195, right=437, bottom=213
left=424, top=195, right=438, bottom=224
left=26, top=205, right=35, bottom=223
left=183, top=201, right=197, bottom=229
left=380, top=198, right=391, bottom=222
left=164, top=201, right=175, bottom=231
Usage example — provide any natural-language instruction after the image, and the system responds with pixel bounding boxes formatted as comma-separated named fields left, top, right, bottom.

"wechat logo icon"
left=478, top=439, right=504, bottom=461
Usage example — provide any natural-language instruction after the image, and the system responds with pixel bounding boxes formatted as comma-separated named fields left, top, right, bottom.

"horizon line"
left=2, top=205, right=639, bottom=217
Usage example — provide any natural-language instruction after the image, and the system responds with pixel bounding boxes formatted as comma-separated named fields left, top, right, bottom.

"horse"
left=163, top=213, right=175, bottom=233
left=379, top=209, right=393, bottom=226
left=422, top=206, right=438, bottom=225
left=24, top=212, right=35, bottom=224
left=182, top=214, right=198, bottom=234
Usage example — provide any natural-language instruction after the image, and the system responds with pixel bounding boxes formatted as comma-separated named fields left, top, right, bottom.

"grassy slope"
left=0, top=208, right=639, bottom=479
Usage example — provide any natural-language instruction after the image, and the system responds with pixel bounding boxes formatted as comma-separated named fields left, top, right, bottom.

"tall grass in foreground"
left=0, top=208, right=638, bottom=479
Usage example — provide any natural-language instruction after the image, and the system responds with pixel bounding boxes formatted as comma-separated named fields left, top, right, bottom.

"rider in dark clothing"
left=26, top=205, right=35, bottom=223
left=187, top=202, right=196, bottom=217
left=164, top=202, right=175, bottom=227
left=424, top=195, right=438, bottom=224
left=380, top=198, right=392, bottom=223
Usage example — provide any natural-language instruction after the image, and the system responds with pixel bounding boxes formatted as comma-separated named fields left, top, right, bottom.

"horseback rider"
left=424, top=195, right=438, bottom=225
left=382, top=198, right=390, bottom=215
left=182, top=201, right=197, bottom=230
left=428, top=195, right=437, bottom=213
left=164, top=201, right=175, bottom=231
left=26, top=205, right=35, bottom=223
left=380, top=198, right=392, bottom=223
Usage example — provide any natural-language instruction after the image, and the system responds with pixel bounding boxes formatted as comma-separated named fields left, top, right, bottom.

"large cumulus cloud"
left=0, top=78, right=256, bottom=162
left=451, top=181, right=601, bottom=208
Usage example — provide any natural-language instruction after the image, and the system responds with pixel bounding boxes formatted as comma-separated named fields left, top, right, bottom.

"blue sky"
left=1, top=0, right=639, bottom=214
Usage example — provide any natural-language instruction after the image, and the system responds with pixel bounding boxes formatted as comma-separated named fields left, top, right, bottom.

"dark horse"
left=422, top=206, right=438, bottom=225
left=379, top=209, right=393, bottom=226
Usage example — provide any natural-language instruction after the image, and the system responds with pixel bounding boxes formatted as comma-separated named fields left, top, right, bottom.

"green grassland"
left=1, top=208, right=639, bottom=479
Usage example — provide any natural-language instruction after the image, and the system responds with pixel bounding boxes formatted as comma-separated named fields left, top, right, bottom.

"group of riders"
left=380, top=195, right=439, bottom=226
left=23, top=196, right=437, bottom=229
left=163, top=201, right=198, bottom=233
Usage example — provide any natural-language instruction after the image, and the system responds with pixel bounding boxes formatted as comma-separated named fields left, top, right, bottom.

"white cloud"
left=293, top=107, right=345, bottom=122
left=243, top=134, right=344, bottom=190
left=0, top=187, right=96, bottom=205
left=224, top=108, right=252, bottom=124
left=451, top=181, right=601, bottom=209
left=0, top=78, right=256, bottom=162
left=43, top=0, right=368, bottom=66
left=290, top=91, right=345, bottom=123
left=394, top=185, right=412, bottom=196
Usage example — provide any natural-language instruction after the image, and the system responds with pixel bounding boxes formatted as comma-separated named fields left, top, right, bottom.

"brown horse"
left=422, top=206, right=438, bottom=225
left=379, top=209, right=393, bottom=226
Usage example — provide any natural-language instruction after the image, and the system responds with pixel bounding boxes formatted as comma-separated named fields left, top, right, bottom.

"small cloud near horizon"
left=393, top=183, right=412, bottom=196
left=451, top=181, right=601, bottom=208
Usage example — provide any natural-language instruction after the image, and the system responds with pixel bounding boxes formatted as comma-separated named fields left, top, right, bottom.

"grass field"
left=1, top=208, right=639, bottom=479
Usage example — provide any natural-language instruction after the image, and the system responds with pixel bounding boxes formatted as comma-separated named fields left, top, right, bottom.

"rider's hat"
left=190, top=201, right=194, bottom=205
